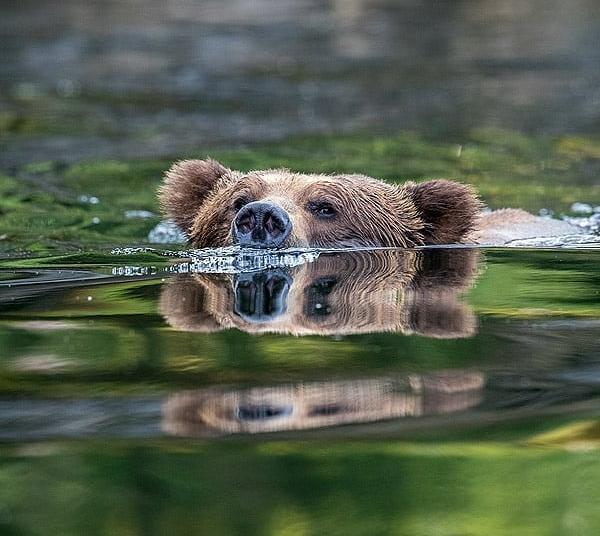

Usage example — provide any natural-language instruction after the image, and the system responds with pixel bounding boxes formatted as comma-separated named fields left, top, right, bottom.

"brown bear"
left=160, top=249, right=480, bottom=338
left=158, top=159, right=582, bottom=248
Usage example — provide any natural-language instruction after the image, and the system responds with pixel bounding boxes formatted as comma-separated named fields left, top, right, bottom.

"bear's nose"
left=233, top=201, right=291, bottom=248
left=234, top=269, right=292, bottom=322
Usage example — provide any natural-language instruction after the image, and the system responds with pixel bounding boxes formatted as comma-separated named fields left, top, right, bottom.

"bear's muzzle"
left=233, top=201, right=291, bottom=248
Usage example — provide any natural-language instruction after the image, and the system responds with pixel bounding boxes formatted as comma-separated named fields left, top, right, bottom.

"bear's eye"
left=308, top=201, right=337, bottom=219
left=233, top=196, right=253, bottom=212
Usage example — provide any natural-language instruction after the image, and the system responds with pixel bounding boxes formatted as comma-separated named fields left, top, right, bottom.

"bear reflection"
left=163, top=372, right=484, bottom=437
left=160, top=249, right=483, bottom=436
left=160, top=249, right=481, bottom=338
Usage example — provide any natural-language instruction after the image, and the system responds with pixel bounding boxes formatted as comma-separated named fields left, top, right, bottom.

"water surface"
left=1, top=247, right=600, bottom=533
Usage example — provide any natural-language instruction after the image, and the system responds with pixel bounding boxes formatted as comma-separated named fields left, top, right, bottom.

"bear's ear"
left=159, top=159, right=230, bottom=233
left=406, top=180, right=482, bottom=244
left=159, top=275, right=224, bottom=333
left=403, top=290, right=477, bottom=339
left=402, top=249, right=480, bottom=338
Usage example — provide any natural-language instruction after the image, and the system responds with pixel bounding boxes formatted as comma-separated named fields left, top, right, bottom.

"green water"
left=3, top=2, right=600, bottom=530
left=3, top=131, right=600, bottom=256
left=1, top=244, right=600, bottom=535
left=2, top=443, right=600, bottom=536
left=1, top=129, right=600, bottom=534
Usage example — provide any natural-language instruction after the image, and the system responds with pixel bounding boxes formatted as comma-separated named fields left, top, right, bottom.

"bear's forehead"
left=228, top=170, right=388, bottom=199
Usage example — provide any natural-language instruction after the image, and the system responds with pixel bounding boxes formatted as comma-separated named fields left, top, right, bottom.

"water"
left=4, top=0, right=600, bottom=167
left=3, top=0, right=600, bottom=533
left=1, top=247, right=600, bottom=533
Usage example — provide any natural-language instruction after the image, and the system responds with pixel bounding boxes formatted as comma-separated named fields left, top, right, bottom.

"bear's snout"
left=233, top=201, right=291, bottom=248
left=234, top=269, right=292, bottom=323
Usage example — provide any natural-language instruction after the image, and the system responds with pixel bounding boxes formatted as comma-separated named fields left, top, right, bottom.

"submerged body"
left=472, top=209, right=583, bottom=245
left=159, top=159, right=583, bottom=248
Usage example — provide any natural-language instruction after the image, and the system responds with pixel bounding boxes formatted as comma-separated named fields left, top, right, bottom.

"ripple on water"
left=147, top=219, right=188, bottom=244
left=505, top=234, right=600, bottom=248
left=111, top=243, right=321, bottom=274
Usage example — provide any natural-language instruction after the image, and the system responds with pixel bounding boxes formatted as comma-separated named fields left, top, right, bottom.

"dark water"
left=1, top=247, right=600, bottom=534
left=4, top=0, right=600, bottom=166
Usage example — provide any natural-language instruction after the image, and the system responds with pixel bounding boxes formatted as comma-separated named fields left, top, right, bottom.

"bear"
left=159, top=248, right=480, bottom=338
left=158, top=158, right=583, bottom=248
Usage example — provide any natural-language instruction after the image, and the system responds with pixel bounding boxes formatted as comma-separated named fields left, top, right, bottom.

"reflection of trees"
left=1, top=438, right=600, bottom=535
left=5, top=0, right=600, bottom=163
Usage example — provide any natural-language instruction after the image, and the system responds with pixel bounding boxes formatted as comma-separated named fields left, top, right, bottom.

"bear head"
left=158, top=159, right=483, bottom=248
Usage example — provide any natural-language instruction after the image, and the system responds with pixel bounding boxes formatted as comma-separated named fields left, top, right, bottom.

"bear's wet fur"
left=160, top=158, right=585, bottom=247
left=159, top=159, right=483, bottom=248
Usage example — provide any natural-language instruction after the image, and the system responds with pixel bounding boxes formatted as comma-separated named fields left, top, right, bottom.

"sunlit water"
left=1, top=246, right=600, bottom=534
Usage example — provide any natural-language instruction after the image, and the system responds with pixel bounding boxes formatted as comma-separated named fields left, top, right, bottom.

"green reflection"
left=0, top=441, right=599, bottom=535
left=0, top=249, right=598, bottom=396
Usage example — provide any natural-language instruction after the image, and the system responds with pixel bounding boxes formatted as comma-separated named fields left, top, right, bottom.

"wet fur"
left=159, top=159, right=483, bottom=248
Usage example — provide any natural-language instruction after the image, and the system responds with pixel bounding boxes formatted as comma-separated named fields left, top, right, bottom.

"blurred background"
left=3, top=0, right=600, bottom=168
